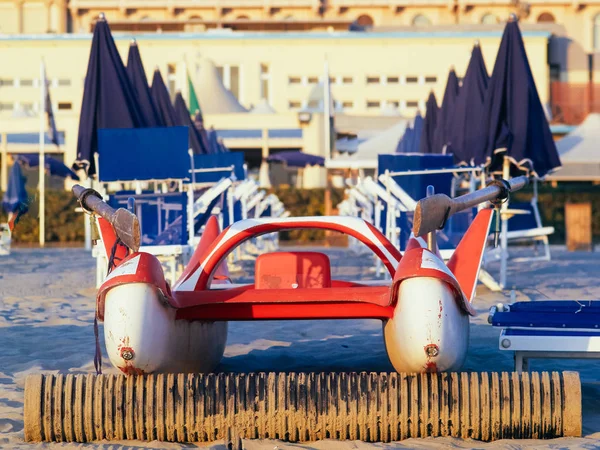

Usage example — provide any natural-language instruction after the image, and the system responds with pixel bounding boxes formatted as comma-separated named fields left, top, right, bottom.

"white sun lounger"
left=489, top=300, right=600, bottom=372
left=0, top=223, right=11, bottom=256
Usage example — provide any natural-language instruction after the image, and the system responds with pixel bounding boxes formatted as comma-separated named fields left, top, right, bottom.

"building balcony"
left=328, top=0, right=453, bottom=9
left=69, top=0, right=323, bottom=10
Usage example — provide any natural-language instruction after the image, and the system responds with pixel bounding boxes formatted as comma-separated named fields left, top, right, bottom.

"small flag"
left=188, top=72, right=200, bottom=116
left=43, top=67, right=59, bottom=148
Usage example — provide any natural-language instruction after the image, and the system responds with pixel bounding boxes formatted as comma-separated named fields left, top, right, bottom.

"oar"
left=413, top=176, right=529, bottom=237
left=72, top=185, right=140, bottom=252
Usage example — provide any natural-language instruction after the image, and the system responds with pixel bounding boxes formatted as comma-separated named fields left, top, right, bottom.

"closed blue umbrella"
left=473, top=16, right=561, bottom=177
left=267, top=151, right=325, bottom=167
left=411, top=112, right=424, bottom=154
left=173, top=92, right=208, bottom=154
left=193, top=110, right=213, bottom=154
left=419, top=93, right=438, bottom=154
left=207, top=127, right=222, bottom=154
left=126, top=40, right=163, bottom=127
left=150, top=69, right=178, bottom=127
left=396, top=125, right=413, bottom=153
left=432, top=68, right=460, bottom=154
left=17, top=154, right=80, bottom=180
left=216, top=137, right=229, bottom=153
left=73, top=14, right=146, bottom=176
left=2, top=163, right=28, bottom=215
left=448, top=42, right=489, bottom=164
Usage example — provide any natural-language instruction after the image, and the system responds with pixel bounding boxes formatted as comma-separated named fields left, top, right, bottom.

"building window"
left=549, top=63, right=560, bottom=82
left=595, top=15, right=600, bottom=51
left=19, top=79, right=34, bottom=87
left=58, top=102, right=72, bottom=110
left=342, top=76, right=353, bottom=84
left=387, top=76, right=400, bottom=84
left=288, top=101, right=301, bottom=109
left=307, top=76, right=318, bottom=84
left=537, top=12, right=555, bottom=23
left=356, top=14, right=374, bottom=27
left=481, top=13, right=498, bottom=24
left=366, top=76, right=380, bottom=84
left=288, top=76, right=301, bottom=84
left=0, top=79, right=14, bottom=87
left=0, top=103, right=13, bottom=111
left=216, top=64, right=241, bottom=100
left=260, top=63, right=270, bottom=101
left=366, top=100, right=380, bottom=108
left=167, top=63, right=177, bottom=101
left=406, top=76, right=419, bottom=83
left=425, top=76, right=437, bottom=83
left=58, top=79, right=71, bottom=87
left=342, top=101, right=353, bottom=109
left=230, top=66, right=240, bottom=99
left=388, top=101, right=400, bottom=108
left=406, top=101, right=419, bottom=108
left=412, top=15, right=431, bottom=26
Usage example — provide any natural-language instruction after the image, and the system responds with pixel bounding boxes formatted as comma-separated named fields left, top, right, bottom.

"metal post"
left=426, top=185, right=437, bottom=252
left=500, top=157, right=510, bottom=289
left=39, top=60, right=46, bottom=247
left=323, top=58, right=331, bottom=162
left=1, top=132, right=8, bottom=193
left=188, top=183, right=194, bottom=244
left=83, top=177, right=92, bottom=251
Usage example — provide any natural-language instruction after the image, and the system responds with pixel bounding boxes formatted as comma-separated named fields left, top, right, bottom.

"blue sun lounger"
left=489, top=300, right=600, bottom=372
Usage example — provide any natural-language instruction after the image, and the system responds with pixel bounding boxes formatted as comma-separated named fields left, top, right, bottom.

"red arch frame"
left=182, top=219, right=402, bottom=293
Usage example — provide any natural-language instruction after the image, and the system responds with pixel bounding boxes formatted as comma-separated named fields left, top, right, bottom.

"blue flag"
left=43, top=67, right=59, bottom=148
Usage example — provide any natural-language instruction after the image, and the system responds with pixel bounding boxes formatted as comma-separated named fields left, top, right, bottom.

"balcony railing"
left=329, top=0, right=450, bottom=6
left=70, top=0, right=322, bottom=8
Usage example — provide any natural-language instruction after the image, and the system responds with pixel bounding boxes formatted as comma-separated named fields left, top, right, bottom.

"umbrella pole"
left=1, top=133, right=7, bottom=193
left=499, top=156, right=510, bottom=289
left=38, top=60, right=46, bottom=247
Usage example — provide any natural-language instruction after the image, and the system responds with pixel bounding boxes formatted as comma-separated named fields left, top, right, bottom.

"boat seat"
left=255, top=252, right=332, bottom=289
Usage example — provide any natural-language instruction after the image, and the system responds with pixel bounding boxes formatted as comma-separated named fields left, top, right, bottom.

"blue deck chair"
left=96, top=127, right=195, bottom=285
left=489, top=300, right=600, bottom=371
left=376, top=154, right=477, bottom=257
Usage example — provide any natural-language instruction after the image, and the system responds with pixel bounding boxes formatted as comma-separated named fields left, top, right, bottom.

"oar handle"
left=72, top=184, right=116, bottom=221
left=413, top=176, right=529, bottom=237
left=447, top=176, right=529, bottom=215
left=72, top=184, right=141, bottom=252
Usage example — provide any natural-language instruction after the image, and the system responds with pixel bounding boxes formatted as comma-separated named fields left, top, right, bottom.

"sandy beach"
left=2, top=245, right=600, bottom=449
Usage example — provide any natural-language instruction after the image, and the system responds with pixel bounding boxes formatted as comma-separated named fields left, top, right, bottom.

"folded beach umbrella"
left=74, top=14, right=146, bottom=176
left=396, top=125, right=413, bottom=153
left=151, top=69, right=178, bottom=127
left=447, top=42, right=489, bottom=164
left=2, top=162, right=28, bottom=215
left=411, top=111, right=424, bottom=154
left=193, top=110, right=213, bottom=154
left=419, top=93, right=438, bottom=154
left=207, top=127, right=223, bottom=154
left=432, top=68, right=460, bottom=154
left=173, top=92, right=208, bottom=155
left=473, top=16, right=561, bottom=178
left=126, top=40, right=163, bottom=127
left=217, top=137, right=229, bottom=153
left=267, top=151, right=325, bottom=167
left=17, top=154, right=80, bottom=180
